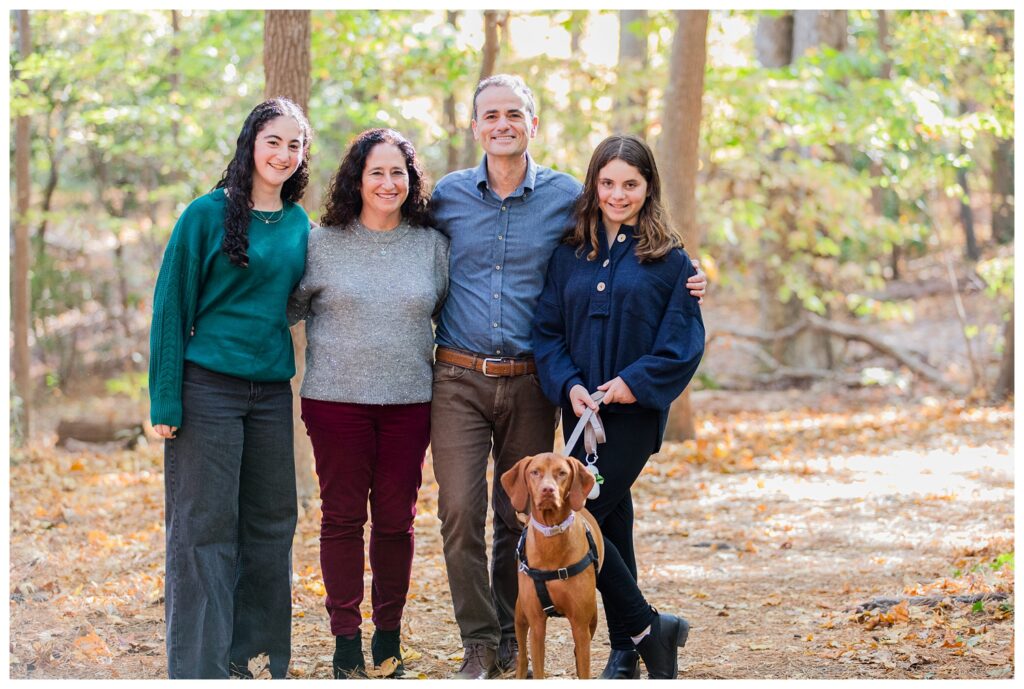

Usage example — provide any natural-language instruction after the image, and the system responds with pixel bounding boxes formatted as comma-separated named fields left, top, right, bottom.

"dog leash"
left=562, top=390, right=606, bottom=499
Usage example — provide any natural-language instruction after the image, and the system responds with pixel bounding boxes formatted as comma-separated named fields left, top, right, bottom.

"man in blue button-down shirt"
left=428, top=75, right=706, bottom=679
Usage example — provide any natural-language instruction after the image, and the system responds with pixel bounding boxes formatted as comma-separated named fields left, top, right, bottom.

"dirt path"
left=8, top=391, right=1014, bottom=679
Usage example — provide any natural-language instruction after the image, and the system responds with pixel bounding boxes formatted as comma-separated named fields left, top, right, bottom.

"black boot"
left=636, top=613, right=689, bottom=679
left=371, top=628, right=404, bottom=677
left=334, top=633, right=366, bottom=679
left=600, top=649, right=641, bottom=679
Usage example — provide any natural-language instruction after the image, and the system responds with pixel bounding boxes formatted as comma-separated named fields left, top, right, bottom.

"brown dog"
left=500, top=453, right=605, bottom=679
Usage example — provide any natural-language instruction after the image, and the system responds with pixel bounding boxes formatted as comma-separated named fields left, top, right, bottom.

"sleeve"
left=532, top=251, right=586, bottom=408
left=617, top=253, right=705, bottom=410
left=287, top=232, right=316, bottom=326
left=148, top=209, right=203, bottom=428
left=432, top=232, right=451, bottom=320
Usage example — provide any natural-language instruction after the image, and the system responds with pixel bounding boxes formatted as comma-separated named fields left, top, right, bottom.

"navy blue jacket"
left=532, top=225, right=705, bottom=447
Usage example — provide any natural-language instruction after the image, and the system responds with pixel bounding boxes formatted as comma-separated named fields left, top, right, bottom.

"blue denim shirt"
left=431, top=153, right=582, bottom=357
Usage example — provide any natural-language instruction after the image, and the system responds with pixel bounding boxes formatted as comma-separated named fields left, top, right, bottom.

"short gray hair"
left=472, top=74, right=537, bottom=121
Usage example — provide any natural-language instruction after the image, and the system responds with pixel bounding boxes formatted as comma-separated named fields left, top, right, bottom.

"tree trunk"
left=957, top=103, right=979, bottom=261
left=991, top=137, right=1013, bottom=244
left=614, top=10, right=649, bottom=135
left=463, top=10, right=503, bottom=169
left=14, top=10, right=33, bottom=444
left=754, top=12, right=793, bottom=68
left=658, top=10, right=709, bottom=442
left=264, top=11, right=311, bottom=108
left=993, top=310, right=1013, bottom=400
left=756, top=11, right=845, bottom=370
left=264, top=10, right=317, bottom=505
left=444, top=11, right=461, bottom=173
left=792, top=10, right=847, bottom=57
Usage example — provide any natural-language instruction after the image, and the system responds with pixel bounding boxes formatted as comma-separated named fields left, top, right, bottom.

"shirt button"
left=497, top=235, right=503, bottom=240
left=602, top=259, right=609, bottom=267
left=501, top=206, right=507, bottom=211
left=495, top=265, right=502, bottom=271
left=496, top=349, right=502, bottom=354
left=597, top=282, right=606, bottom=292
left=617, top=234, right=626, bottom=243
left=492, top=322, right=498, bottom=328
left=493, top=293, right=499, bottom=299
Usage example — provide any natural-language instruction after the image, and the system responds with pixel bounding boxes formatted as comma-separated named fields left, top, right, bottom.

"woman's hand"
left=687, top=258, right=707, bottom=305
left=597, top=377, right=636, bottom=405
left=569, top=384, right=599, bottom=418
left=154, top=424, right=178, bottom=439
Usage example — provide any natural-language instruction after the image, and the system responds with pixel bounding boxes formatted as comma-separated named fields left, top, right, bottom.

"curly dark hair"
left=320, top=128, right=433, bottom=229
left=568, top=134, right=681, bottom=263
left=213, top=97, right=312, bottom=268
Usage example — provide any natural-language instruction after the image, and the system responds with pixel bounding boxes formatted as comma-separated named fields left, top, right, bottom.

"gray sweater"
left=287, top=220, right=449, bottom=404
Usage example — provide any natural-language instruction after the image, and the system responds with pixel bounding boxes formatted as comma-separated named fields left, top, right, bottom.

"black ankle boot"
left=371, top=628, right=404, bottom=677
left=333, top=633, right=366, bottom=679
left=600, top=649, right=641, bottom=679
left=636, top=613, right=689, bottom=679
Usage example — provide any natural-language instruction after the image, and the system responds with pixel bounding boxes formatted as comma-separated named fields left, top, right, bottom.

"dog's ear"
left=567, top=457, right=595, bottom=511
left=500, top=456, right=532, bottom=513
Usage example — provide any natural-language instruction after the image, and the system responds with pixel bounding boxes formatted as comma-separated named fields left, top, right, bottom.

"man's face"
left=471, top=85, right=538, bottom=160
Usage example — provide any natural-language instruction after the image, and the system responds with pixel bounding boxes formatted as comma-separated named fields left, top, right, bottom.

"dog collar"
left=530, top=512, right=575, bottom=537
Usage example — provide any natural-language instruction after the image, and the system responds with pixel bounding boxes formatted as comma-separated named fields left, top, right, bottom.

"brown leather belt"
left=436, top=347, right=537, bottom=377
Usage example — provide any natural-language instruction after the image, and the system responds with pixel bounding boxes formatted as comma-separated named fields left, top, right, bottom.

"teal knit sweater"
left=149, top=188, right=309, bottom=427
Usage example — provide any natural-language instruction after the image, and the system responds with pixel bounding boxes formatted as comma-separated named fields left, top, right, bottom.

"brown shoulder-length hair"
left=567, top=134, right=681, bottom=263
left=320, top=128, right=433, bottom=229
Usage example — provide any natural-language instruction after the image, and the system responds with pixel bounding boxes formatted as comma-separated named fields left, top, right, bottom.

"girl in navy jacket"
left=533, top=134, right=705, bottom=679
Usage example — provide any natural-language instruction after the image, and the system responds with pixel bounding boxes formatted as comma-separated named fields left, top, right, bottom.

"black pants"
left=164, top=363, right=297, bottom=678
left=563, top=407, right=662, bottom=650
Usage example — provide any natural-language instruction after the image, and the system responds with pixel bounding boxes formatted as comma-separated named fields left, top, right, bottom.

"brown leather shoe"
left=452, top=643, right=498, bottom=679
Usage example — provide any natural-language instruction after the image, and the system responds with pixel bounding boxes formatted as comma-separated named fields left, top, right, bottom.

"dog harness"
left=515, top=520, right=600, bottom=618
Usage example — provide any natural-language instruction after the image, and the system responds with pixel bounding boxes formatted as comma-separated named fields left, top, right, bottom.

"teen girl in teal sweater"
left=149, top=98, right=312, bottom=679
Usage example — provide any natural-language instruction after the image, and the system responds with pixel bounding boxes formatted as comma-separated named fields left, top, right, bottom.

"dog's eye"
left=529, top=469, right=540, bottom=477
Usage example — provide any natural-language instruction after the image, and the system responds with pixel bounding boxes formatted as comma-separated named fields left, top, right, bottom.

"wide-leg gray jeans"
left=164, top=362, right=296, bottom=678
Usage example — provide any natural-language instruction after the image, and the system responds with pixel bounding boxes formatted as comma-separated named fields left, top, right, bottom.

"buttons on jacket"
left=597, top=282, right=606, bottom=292
left=617, top=234, right=626, bottom=243
left=602, top=259, right=609, bottom=267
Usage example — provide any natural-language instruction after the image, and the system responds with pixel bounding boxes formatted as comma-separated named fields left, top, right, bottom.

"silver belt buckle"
left=481, top=357, right=505, bottom=377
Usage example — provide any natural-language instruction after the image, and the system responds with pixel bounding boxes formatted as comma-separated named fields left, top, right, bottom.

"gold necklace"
left=250, top=207, right=285, bottom=224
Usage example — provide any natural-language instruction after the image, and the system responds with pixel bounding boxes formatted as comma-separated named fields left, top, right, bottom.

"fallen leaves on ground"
left=9, top=391, right=1013, bottom=679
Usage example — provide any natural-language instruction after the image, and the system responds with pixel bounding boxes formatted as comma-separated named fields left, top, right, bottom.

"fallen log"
left=56, top=418, right=144, bottom=449
left=709, top=313, right=967, bottom=396
left=853, top=592, right=1009, bottom=613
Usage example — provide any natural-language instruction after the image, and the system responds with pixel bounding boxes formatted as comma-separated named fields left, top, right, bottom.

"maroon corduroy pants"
left=300, top=398, right=431, bottom=637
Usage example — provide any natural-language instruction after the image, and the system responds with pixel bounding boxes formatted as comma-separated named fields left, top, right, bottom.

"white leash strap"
left=563, top=390, right=606, bottom=457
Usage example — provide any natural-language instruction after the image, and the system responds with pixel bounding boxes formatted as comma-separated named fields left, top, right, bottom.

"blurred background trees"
left=9, top=9, right=1015, bottom=446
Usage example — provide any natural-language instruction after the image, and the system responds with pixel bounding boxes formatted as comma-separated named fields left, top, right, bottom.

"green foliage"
left=699, top=10, right=1013, bottom=318
left=105, top=371, right=149, bottom=401
left=10, top=10, right=1015, bottom=389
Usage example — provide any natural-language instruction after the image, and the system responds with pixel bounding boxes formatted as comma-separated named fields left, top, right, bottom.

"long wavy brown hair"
left=566, top=134, right=681, bottom=263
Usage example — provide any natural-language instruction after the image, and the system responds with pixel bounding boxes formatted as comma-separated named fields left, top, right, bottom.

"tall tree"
left=462, top=10, right=506, bottom=169
left=659, top=10, right=709, bottom=441
left=263, top=10, right=317, bottom=504
left=13, top=10, right=33, bottom=444
left=755, top=10, right=846, bottom=369
left=443, top=10, right=461, bottom=172
left=613, top=10, right=649, bottom=135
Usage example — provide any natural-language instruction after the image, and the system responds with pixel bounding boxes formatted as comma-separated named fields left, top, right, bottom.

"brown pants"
left=430, top=361, right=558, bottom=648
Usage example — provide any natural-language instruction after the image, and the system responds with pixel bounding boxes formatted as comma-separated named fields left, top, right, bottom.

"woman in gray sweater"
left=287, top=128, right=448, bottom=678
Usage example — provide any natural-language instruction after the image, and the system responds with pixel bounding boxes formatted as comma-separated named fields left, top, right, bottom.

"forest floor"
left=8, top=386, right=1014, bottom=680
